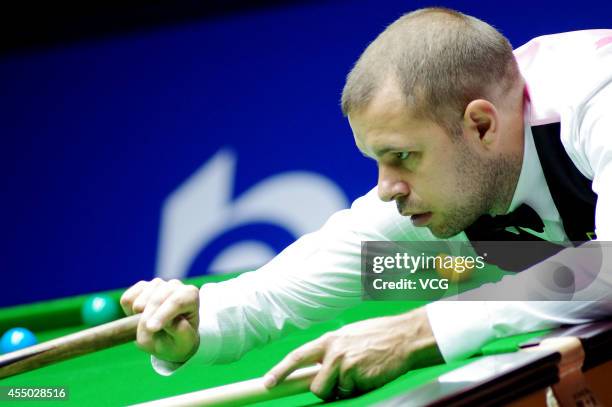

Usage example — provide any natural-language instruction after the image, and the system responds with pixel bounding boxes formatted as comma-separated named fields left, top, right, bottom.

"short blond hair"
left=341, top=8, right=520, bottom=135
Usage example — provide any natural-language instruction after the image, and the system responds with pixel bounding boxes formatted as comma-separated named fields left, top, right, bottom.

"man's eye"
left=396, top=152, right=410, bottom=160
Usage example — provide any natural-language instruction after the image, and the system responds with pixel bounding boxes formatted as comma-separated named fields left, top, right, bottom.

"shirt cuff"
left=150, top=283, right=225, bottom=376
left=151, top=356, right=185, bottom=376
left=150, top=310, right=222, bottom=376
left=425, top=301, right=495, bottom=362
left=193, top=283, right=224, bottom=365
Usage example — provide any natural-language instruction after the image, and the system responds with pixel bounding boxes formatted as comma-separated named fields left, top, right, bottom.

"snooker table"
left=1, top=272, right=611, bottom=406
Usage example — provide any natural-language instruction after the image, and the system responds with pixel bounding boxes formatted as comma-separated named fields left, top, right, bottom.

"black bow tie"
left=465, top=204, right=565, bottom=271
left=465, top=204, right=545, bottom=240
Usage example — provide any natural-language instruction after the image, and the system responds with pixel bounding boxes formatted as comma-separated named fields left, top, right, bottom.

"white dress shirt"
left=154, top=30, right=612, bottom=373
left=429, top=29, right=612, bottom=361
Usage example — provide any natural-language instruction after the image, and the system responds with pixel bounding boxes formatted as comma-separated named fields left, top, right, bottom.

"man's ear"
left=463, top=99, right=498, bottom=146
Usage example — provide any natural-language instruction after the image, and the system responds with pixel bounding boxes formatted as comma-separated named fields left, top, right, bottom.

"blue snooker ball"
left=0, top=327, right=38, bottom=354
left=81, top=295, right=121, bottom=326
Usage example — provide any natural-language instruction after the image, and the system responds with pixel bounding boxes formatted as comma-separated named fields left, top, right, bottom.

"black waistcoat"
left=463, top=123, right=598, bottom=271
left=531, top=122, right=597, bottom=242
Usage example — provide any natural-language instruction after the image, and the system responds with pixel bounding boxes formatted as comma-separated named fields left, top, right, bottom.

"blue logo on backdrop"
left=155, top=149, right=349, bottom=278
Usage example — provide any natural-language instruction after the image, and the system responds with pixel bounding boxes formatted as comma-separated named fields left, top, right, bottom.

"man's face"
left=349, top=87, right=518, bottom=238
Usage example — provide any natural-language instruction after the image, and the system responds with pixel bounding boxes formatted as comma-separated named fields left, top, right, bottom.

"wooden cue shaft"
left=129, top=364, right=321, bottom=407
left=0, top=314, right=140, bottom=379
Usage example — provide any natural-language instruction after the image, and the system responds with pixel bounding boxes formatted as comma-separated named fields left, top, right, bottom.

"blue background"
left=1, top=0, right=610, bottom=306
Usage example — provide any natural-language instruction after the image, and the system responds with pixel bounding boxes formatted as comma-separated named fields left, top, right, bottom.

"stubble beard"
left=429, top=144, right=522, bottom=239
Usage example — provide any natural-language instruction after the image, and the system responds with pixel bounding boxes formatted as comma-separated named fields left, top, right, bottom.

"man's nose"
left=377, top=166, right=410, bottom=202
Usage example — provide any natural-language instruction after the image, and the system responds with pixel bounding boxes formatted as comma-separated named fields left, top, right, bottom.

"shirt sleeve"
left=150, top=187, right=436, bottom=374
left=427, top=300, right=612, bottom=361
left=427, top=246, right=612, bottom=361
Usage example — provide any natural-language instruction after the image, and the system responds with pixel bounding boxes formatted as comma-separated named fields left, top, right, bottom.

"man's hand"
left=263, top=307, right=442, bottom=400
left=120, top=278, right=200, bottom=363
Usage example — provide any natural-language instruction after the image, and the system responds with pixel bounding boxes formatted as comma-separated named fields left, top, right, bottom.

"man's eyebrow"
left=359, top=144, right=413, bottom=160
left=373, top=144, right=416, bottom=157
left=370, top=146, right=404, bottom=158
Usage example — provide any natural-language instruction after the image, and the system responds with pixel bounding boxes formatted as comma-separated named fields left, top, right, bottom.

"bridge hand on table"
left=263, top=307, right=443, bottom=400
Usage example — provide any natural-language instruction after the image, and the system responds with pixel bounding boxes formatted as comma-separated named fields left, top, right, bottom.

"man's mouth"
left=409, top=212, right=433, bottom=227
left=396, top=201, right=432, bottom=226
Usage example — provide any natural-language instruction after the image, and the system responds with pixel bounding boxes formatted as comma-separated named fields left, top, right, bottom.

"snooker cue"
left=0, top=314, right=140, bottom=379
left=129, top=364, right=321, bottom=407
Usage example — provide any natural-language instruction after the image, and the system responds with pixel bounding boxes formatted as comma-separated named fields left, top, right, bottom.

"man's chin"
left=426, top=222, right=465, bottom=239
left=429, top=229, right=457, bottom=239
left=403, top=212, right=466, bottom=238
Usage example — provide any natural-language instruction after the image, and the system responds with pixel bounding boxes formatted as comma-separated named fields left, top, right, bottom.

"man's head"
left=343, top=8, right=525, bottom=238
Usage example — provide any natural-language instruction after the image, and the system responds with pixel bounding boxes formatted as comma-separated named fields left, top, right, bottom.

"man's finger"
left=149, top=285, right=199, bottom=334
left=263, top=338, right=326, bottom=388
left=136, top=282, right=174, bottom=350
left=132, top=278, right=163, bottom=313
left=140, top=282, right=175, bottom=331
left=120, top=280, right=148, bottom=315
left=310, top=351, right=341, bottom=400
left=336, top=366, right=356, bottom=399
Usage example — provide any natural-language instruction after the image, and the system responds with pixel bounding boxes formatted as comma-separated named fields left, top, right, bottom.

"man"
left=120, top=8, right=612, bottom=400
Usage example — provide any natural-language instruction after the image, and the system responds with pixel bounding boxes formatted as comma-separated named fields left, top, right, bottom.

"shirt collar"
left=507, top=122, right=560, bottom=221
